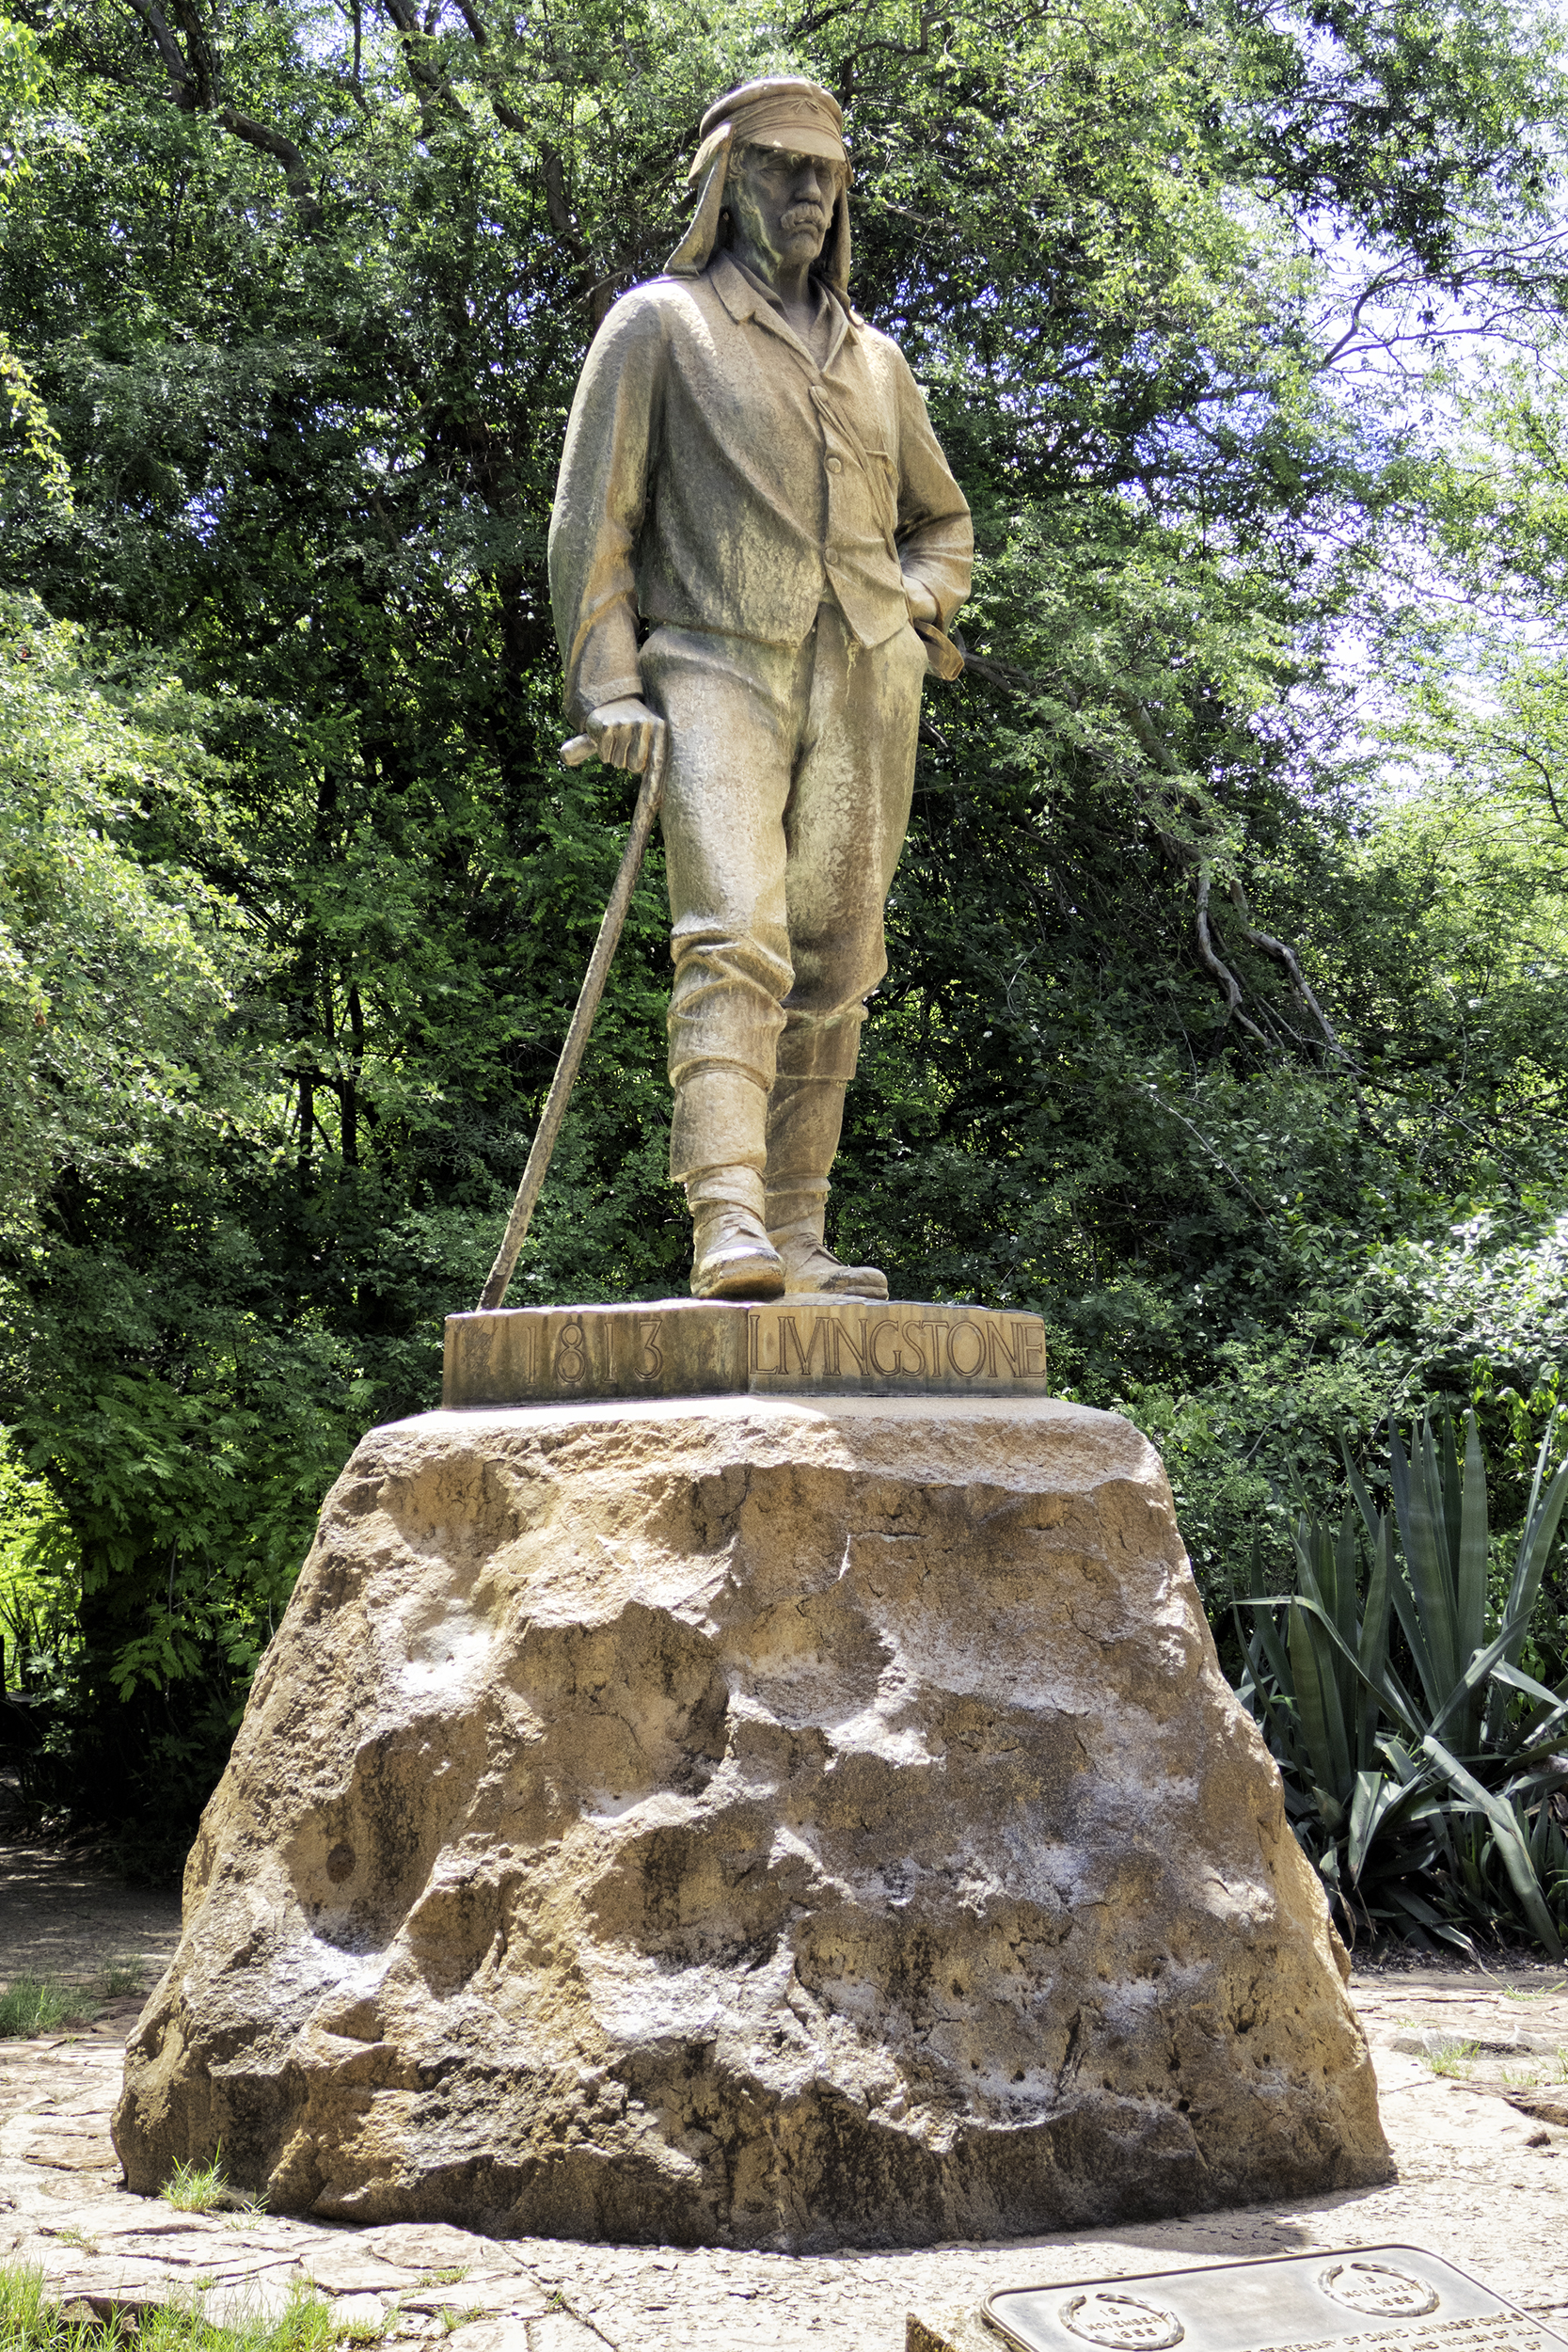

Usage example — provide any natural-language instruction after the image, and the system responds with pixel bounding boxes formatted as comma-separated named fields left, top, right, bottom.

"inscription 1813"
left=442, top=1296, right=1049, bottom=1407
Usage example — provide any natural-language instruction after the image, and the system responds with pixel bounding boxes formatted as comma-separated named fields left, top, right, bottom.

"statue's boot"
left=675, top=1067, right=784, bottom=1300
left=688, top=1176, right=785, bottom=1300
left=765, top=1076, right=888, bottom=1299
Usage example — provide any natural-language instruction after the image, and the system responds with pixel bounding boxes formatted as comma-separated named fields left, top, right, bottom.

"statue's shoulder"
left=849, top=313, right=918, bottom=377
left=603, top=274, right=712, bottom=328
left=581, top=274, right=713, bottom=365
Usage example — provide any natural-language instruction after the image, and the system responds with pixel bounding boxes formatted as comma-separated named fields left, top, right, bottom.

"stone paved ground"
left=2, top=1840, right=1566, bottom=2348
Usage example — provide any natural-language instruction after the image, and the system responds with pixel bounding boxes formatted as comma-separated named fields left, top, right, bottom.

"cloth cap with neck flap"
left=666, top=75, right=851, bottom=291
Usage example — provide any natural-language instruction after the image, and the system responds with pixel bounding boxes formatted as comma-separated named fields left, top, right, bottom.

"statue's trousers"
left=641, top=603, right=927, bottom=1188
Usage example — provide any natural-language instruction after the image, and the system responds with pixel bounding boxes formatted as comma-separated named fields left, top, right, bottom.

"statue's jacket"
left=548, top=251, right=974, bottom=722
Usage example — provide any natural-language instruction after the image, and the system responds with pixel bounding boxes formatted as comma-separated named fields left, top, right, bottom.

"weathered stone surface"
left=321, top=2290, right=399, bottom=2332
left=112, top=1394, right=1388, bottom=2250
left=442, top=2325, right=534, bottom=2352
left=395, top=2278, right=553, bottom=2316
left=298, top=2246, right=421, bottom=2294
left=525, top=2318, right=605, bottom=2351
left=360, top=2221, right=525, bottom=2274
left=22, top=2135, right=119, bottom=2170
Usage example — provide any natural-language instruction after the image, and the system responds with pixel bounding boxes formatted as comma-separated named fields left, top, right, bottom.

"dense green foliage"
left=6, top=0, right=1568, bottom=1891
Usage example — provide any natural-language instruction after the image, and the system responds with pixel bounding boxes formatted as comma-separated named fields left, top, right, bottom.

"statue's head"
left=667, top=76, right=851, bottom=291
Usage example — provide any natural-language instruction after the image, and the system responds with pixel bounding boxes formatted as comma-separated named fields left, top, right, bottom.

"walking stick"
left=476, top=724, right=669, bottom=1312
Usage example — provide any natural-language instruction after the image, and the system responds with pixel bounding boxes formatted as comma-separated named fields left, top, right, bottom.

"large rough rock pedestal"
left=113, top=1395, right=1389, bottom=2249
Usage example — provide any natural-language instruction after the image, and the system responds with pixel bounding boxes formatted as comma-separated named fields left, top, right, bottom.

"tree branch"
left=120, top=0, right=194, bottom=105
left=537, top=141, right=625, bottom=326
left=1194, top=867, right=1270, bottom=1042
left=170, top=0, right=218, bottom=108
left=119, top=0, right=323, bottom=228
left=218, top=105, right=321, bottom=224
left=379, top=0, right=468, bottom=125
left=1227, top=879, right=1346, bottom=1056
left=539, top=142, right=590, bottom=267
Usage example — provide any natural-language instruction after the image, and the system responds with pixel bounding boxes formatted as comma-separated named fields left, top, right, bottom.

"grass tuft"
left=0, top=1978, right=87, bottom=2039
left=163, top=2153, right=230, bottom=2215
left=1424, top=2037, right=1479, bottom=2077
left=0, top=2262, right=338, bottom=2347
left=99, top=1961, right=146, bottom=2000
left=330, top=2315, right=386, bottom=2344
left=161, top=2148, right=261, bottom=2217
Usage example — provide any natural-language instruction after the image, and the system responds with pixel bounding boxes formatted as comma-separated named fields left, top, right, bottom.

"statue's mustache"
left=781, top=201, right=829, bottom=231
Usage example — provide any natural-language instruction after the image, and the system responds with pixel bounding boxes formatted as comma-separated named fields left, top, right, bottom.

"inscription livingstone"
left=442, top=1295, right=1048, bottom=1406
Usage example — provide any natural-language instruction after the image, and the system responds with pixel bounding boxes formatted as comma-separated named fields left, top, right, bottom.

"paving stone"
left=21, top=2137, right=118, bottom=2170
left=441, top=2326, right=534, bottom=2352
left=35, top=2171, right=119, bottom=2200
left=102, top=2233, right=303, bottom=2277
left=33, top=2257, right=174, bottom=2315
left=82, top=2209, right=240, bottom=2242
left=363, top=2220, right=527, bottom=2275
left=328, top=2289, right=398, bottom=2332
left=397, top=2277, right=554, bottom=2317
left=300, top=2245, right=423, bottom=2293
left=526, top=2321, right=606, bottom=2351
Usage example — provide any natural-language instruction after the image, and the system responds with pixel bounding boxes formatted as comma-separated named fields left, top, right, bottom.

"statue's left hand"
left=587, top=697, right=666, bottom=774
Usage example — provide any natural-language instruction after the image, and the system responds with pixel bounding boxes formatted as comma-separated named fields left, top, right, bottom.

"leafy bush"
left=1237, top=1408, right=1568, bottom=1953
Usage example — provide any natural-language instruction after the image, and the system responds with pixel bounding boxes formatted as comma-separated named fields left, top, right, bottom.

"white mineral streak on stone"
left=112, top=1395, right=1388, bottom=2250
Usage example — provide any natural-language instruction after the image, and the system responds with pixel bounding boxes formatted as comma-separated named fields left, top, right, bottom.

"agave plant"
left=1236, top=1507, right=1463, bottom=1948
left=1236, top=1408, right=1568, bottom=1956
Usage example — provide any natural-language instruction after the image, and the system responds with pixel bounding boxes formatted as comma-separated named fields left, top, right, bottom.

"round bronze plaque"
left=1059, top=2292, right=1185, bottom=2349
left=1319, top=2262, right=1441, bottom=2318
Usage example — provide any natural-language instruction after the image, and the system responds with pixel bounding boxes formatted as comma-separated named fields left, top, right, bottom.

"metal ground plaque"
left=982, top=2248, right=1565, bottom=2352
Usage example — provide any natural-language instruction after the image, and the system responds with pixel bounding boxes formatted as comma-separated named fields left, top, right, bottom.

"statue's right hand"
left=587, top=697, right=665, bottom=774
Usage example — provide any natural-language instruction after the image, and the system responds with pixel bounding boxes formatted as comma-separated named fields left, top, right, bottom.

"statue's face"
left=725, top=143, right=843, bottom=276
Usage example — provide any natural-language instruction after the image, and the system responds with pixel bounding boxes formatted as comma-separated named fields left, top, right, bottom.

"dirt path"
left=1, top=1842, right=1564, bottom=2350
left=0, top=1841, right=182, bottom=1989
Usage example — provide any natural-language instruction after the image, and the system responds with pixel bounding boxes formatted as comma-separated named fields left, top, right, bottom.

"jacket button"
left=825, top=455, right=843, bottom=474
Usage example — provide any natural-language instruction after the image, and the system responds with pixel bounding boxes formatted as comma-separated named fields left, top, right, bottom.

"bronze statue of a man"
left=548, top=75, right=972, bottom=1302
